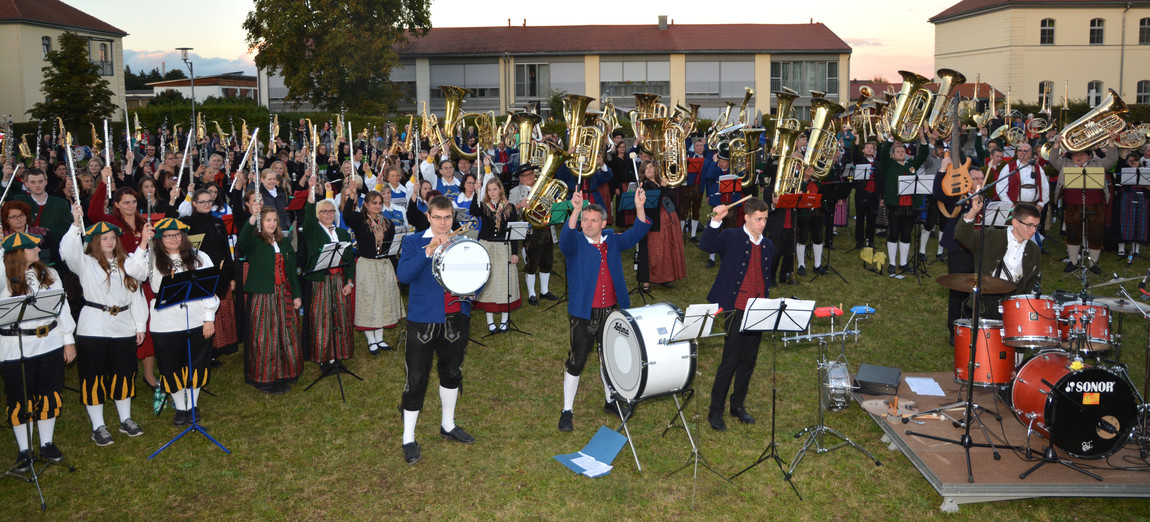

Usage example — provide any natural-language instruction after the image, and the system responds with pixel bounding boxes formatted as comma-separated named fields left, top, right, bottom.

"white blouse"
left=60, top=225, right=148, bottom=338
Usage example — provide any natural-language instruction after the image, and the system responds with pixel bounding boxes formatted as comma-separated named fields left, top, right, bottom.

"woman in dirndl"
left=302, top=175, right=356, bottom=367
left=1119, top=152, right=1149, bottom=258
left=471, top=177, right=521, bottom=333
left=342, top=191, right=404, bottom=354
left=237, top=206, right=303, bottom=394
left=637, top=160, right=687, bottom=290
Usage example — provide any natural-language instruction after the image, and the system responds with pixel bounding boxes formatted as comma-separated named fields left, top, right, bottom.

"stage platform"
left=857, top=372, right=1149, bottom=513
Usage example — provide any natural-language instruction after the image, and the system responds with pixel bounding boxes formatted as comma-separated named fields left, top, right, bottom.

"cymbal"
left=1093, top=296, right=1150, bottom=314
left=935, top=273, right=1017, bottom=294
left=1090, top=275, right=1146, bottom=288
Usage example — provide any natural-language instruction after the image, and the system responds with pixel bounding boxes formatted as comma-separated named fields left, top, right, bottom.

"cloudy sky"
left=68, top=0, right=958, bottom=82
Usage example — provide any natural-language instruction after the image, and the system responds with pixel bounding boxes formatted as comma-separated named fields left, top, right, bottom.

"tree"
left=150, top=89, right=187, bottom=106
left=244, top=0, right=432, bottom=113
left=30, top=32, right=117, bottom=124
left=163, top=69, right=187, bottom=81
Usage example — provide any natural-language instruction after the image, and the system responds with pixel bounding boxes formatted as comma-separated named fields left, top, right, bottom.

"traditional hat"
left=1, top=232, right=42, bottom=251
left=83, top=221, right=123, bottom=242
left=154, top=218, right=189, bottom=233
left=717, top=141, right=731, bottom=161
left=513, top=164, right=537, bottom=177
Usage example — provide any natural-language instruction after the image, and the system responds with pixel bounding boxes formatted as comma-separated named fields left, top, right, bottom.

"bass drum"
left=601, top=303, right=696, bottom=403
left=1012, top=351, right=1138, bottom=459
left=432, top=237, right=491, bottom=296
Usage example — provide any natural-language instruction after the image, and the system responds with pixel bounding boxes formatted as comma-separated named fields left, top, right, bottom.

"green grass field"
left=2, top=214, right=1149, bottom=519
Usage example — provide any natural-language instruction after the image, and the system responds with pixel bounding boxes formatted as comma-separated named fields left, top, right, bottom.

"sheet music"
left=851, top=164, right=872, bottom=181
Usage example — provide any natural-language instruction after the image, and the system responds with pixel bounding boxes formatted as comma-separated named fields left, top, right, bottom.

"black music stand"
left=1063, top=167, right=1105, bottom=282
left=484, top=221, right=532, bottom=338
left=0, top=290, right=72, bottom=511
left=148, top=266, right=231, bottom=459
left=776, top=193, right=818, bottom=286
left=620, top=189, right=658, bottom=304
left=846, top=165, right=874, bottom=253
left=544, top=202, right=573, bottom=312
left=897, top=173, right=935, bottom=281
left=302, top=240, right=363, bottom=403
left=729, top=297, right=809, bottom=499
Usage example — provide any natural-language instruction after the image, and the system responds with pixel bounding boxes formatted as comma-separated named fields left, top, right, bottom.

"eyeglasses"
left=195, top=199, right=213, bottom=204
left=1016, top=221, right=1040, bottom=230
left=162, top=233, right=183, bottom=239
left=7, top=214, right=25, bottom=220
left=319, top=209, right=336, bottom=214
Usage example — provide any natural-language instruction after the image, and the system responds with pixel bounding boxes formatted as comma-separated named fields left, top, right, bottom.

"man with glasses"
left=955, top=199, right=1042, bottom=320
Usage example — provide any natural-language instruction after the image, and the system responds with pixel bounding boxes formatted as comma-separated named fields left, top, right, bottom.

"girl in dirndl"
left=343, top=191, right=404, bottom=354
left=637, top=160, right=687, bottom=290
left=302, top=175, right=356, bottom=366
left=1119, top=152, right=1149, bottom=258
left=238, top=206, right=303, bottom=394
left=471, top=177, right=521, bottom=333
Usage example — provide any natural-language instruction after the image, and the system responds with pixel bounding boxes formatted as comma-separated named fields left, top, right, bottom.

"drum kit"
left=931, top=272, right=1147, bottom=480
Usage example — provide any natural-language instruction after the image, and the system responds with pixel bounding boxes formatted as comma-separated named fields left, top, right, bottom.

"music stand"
left=380, top=227, right=411, bottom=359
left=619, top=190, right=659, bottom=304
left=483, top=221, right=532, bottom=338
left=983, top=201, right=1012, bottom=228
left=148, top=266, right=231, bottom=459
left=542, top=205, right=572, bottom=312
left=302, top=241, right=363, bottom=402
left=0, top=290, right=71, bottom=511
left=729, top=297, right=812, bottom=499
left=776, top=194, right=820, bottom=286
left=897, top=174, right=935, bottom=280
left=1063, top=167, right=1106, bottom=279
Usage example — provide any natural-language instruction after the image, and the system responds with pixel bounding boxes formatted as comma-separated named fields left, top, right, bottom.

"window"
left=599, top=61, right=670, bottom=100
left=1141, top=18, right=1150, bottom=44
left=1138, top=80, right=1150, bottom=104
left=770, top=61, right=835, bottom=95
left=41, top=36, right=51, bottom=58
left=87, top=38, right=113, bottom=76
left=1040, top=18, right=1055, bottom=45
left=826, top=61, right=839, bottom=95
left=1087, top=80, right=1103, bottom=107
left=686, top=61, right=755, bottom=97
left=1089, top=18, right=1104, bottom=45
left=429, top=63, right=499, bottom=98
left=515, top=64, right=549, bottom=98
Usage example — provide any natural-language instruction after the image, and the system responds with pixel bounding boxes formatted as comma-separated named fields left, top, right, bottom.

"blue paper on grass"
left=553, top=426, right=627, bottom=478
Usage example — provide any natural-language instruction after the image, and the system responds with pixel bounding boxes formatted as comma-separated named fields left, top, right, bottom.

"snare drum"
left=601, top=303, right=696, bottom=403
left=999, top=295, right=1060, bottom=348
left=1012, top=351, right=1138, bottom=459
left=953, top=318, right=1014, bottom=386
left=821, top=360, right=853, bottom=412
left=432, top=237, right=492, bottom=296
left=1058, top=301, right=1111, bottom=352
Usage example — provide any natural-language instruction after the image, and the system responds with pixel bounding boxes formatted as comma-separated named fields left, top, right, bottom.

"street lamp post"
left=176, top=47, right=195, bottom=127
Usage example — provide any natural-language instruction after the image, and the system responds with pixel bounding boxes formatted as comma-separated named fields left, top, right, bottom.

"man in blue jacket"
left=698, top=197, right=774, bottom=431
left=396, top=195, right=475, bottom=464
left=556, top=188, right=650, bottom=432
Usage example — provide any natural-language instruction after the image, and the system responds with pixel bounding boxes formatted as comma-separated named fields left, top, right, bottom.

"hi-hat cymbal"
left=1094, top=296, right=1150, bottom=314
left=935, top=273, right=1016, bottom=294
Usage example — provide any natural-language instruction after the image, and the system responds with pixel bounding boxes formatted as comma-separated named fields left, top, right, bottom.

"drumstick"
left=708, top=195, right=753, bottom=217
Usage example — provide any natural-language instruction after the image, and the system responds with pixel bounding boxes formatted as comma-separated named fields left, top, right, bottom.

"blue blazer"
left=397, top=232, right=473, bottom=323
left=698, top=224, right=775, bottom=311
left=702, top=158, right=729, bottom=207
left=559, top=218, right=651, bottom=319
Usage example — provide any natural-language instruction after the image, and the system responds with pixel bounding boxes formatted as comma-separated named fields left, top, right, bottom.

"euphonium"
left=510, top=112, right=544, bottom=167
left=563, top=94, right=604, bottom=179
left=772, top=127, right=806, bottom=198
left=1116, top=128, right=1146, bottom=150
left=1059, top=88, right=1129, bottom=152
left=804, top=97, right=846, bottom=179
left=439, top=85, right=477, bottom=160
left=849, top=86, right=873, bottom=138
left=737, top=87, right=755, bottom=126
left=888, top=70, right=933, bottom=142
left=927, top=68, right=965, bottom=136
left=597, top=96, right=621, bottom=144
left=523, top=141, right=571, bottom=228
left=473, top=111, right=499, bottom=156
left=639, top=117, right=688, bottom=186
left=706, top=102, right=736, bottom=149
left=629, top=92, right=665, bottom=142
left=730, top=128, right=766, bottom=185
left=770, top=88, right=801, bottom=157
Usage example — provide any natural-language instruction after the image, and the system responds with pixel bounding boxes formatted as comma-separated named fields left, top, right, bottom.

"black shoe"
left=814, top=266, right=827, bottom=275
left=402, top=442, right=421, bottom=465
left=730, top=407, right=756, bottom=424
left=603, top=400, right=632, bottom=419
left=499, top=323, right=509, bottom=333
left=797, top=266, right=806, bottom=276
left=1089, top=264, right=1102, bottom=275
left=1064, top=261, right=1077, bottom=273
left=440, top=425, right=475, bottom=444
left=887, top=265, right=896, bottom=275
left=705, top=259, right=716, bottom=269
left=92, top=425, right=115, bottom=446
left=14, top=450, right=31, bottom=473
left=119, top=418, right=143, bottom=437
left=541, top=292, right=560, bottom=301
left=917, top=253, right=927, bottom=264
left=39, top=442, right=63, bottom=463
left=936, top=253, right=947, bottom=263
left=210, top=358, right=223, bottom=368
left=173, top=409, right=191, bottom=427
left=708, top=412, right=727, bottom=431
left=488, top=324, right=498, bottom=334
left=367, top=342, right=382, bottom=356
left=378, top=341, right=393, bottom=351
left=528, top=295, right=540, bottom=306
left=192, top=407, right=202, bottom=423
left=899, top=264, right=912, bottom=274
left=558, top=410, right=574, bottom=432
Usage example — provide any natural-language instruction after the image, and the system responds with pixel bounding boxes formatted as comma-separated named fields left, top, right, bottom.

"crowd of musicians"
left=0, top=91, right=1147, bottom=469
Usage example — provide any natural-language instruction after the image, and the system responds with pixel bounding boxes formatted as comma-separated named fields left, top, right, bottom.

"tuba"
left=522, top=141, right=571, bottom=228
left=772, top=127, right=806, bottom=198
left=510, top=112, right=546, bottom=168
left=629, top=93, right=666, bottom=142
left=639, top=117, right=688, bottom=186
left=926, top=68, right=965, bottom=136
left=736, top=87, right=755, bottom=126
left=563, top=94, right=605, bottom=179
left=770, top=88, right=801, bottom=157
left=804, top=97, right=846, bottom=179
left=730, top=127, right=766, bottom=185
left=888, top=70, right=933, bottom=142
left=1059, top=88, right=1129, bottom=152
left=439, top=85, right=477, bottom=160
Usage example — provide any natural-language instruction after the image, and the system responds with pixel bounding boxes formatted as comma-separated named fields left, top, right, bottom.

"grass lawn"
left=2, top=212, right=1148, bottom=519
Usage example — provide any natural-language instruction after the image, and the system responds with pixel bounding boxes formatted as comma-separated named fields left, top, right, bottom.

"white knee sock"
left=525, top=274, right=537, bottom=297
left=937, top=243, right=945, bottom=255
left=114, top=398, right=131, bottom=422
left=813, top=243, right=824, bottom=268
left=690, top=220, right=699, bottom=236
left=709, top=253, right=716, bottom=261
left=86, top=404, right=105, bottom=430
left=899, top=242, right=911, bottom=266
left=373, top=328, right=388, bottom=347
left=796, top=244, right=807, bottom=268
left=539, top=273, right=551, bottom=294
left=364, top=329, right=379, bottom=346
left=500, top=313, right=508, bottom=327
left=37, top=418, right=55, bottom=446
left=486, top=312, right=495, bottom=326
left=170, top=390, right=188, bottom=411
left=919, top=229, right=930, bottom=254
left=191, top=387, right=201, bottom=407
left=562, top=372, right=580, bottom=411
left=1067, top=244, right=1081, bottom=264
left=13, top=425, right=29, bottom=451
left=440, top=386, right=458, bottom=432
left=402, top=409, right=419, bottom=444
left=1089, top=249, right=1101, bottom=263
left=887, top=242, right=897, bottom=267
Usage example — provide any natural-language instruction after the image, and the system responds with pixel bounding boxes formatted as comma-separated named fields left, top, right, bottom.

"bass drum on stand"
left=601, top=303, right=696, bottom=403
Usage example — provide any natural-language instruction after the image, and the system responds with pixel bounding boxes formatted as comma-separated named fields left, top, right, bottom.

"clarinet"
left=34, top=120, right=42, bottom=162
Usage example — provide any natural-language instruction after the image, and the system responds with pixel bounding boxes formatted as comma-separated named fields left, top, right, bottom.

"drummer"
left=955, top=199, right=1042, bottom=320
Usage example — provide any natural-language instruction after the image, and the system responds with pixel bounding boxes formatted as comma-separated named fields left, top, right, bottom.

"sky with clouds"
left=67, top=0, right=958, bottom=82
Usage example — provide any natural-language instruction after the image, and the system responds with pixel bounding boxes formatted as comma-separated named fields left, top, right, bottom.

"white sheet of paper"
left=904, top=377, right=946, bottom=397
left=571, top=452, right=612, bottom=477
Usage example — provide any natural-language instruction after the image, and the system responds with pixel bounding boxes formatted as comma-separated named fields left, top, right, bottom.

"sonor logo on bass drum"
left=1064, top=381, right=1115, bottom=394
left=613, top=323, right=631, bottom=337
